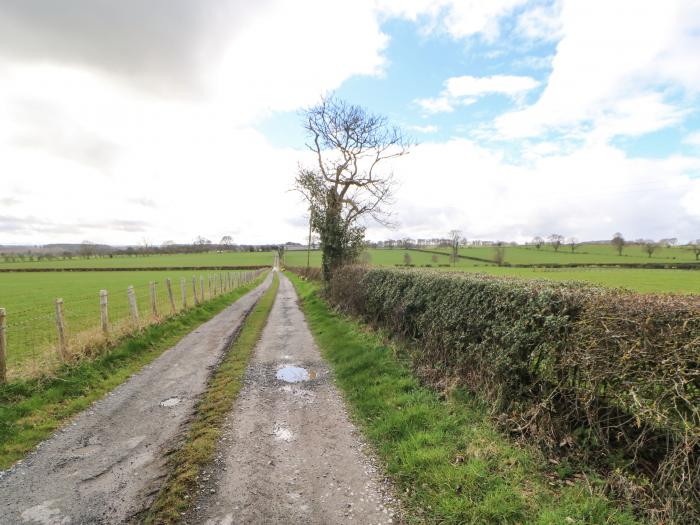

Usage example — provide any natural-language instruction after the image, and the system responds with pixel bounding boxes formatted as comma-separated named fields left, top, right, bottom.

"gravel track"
left=0, top=274, right=272, bottom=525
left=191, top=273, right=398, bottom=525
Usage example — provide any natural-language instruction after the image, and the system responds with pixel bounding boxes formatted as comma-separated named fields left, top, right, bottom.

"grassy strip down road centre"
left=0, top=274, right=268, bottom=470
left=145, top=272, right=279, bottom=524
left=287, top=272, right=637, bottom=524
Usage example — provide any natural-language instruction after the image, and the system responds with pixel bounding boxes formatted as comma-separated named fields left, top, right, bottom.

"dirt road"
left=0, top=274, right=272, bottom=525
left=191, top=273, right=397, bottom=525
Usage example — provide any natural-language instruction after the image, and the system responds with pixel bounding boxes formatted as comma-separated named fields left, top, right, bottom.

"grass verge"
left=145, top=272, right=279, bottom=524
left=0, top=274, right=268, bottom=471
left=287, top=272, right=639, bottom=525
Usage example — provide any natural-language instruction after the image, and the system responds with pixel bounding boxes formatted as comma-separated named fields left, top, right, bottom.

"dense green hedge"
left=327, top=266, right=700, bottom=523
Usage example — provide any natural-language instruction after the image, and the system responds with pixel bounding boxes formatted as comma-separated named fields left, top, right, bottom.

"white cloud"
left=376, top=0, right=528, bottom=40
left=408, top=124, right=439, bottom=134
left=0, top=0, right=391, bottom=244
left=516, top=1, right=563, bottom=41
left=370, top=139, right=700, bottom=242
left=684, top=131, right=700, bottom=147
left=1, top=0, right=698, bottom=248
left=416, top=74, right=538, bottom=114
left=445, top=75, right=539, bottom=97
left=215, top=0, right=388, bottom=121
left=496, top=0, right=700, bottom=139
left=415, top=96, right=454, bottom=114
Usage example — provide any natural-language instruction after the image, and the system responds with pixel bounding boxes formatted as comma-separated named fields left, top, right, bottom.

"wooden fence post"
left=55, top=298, right=68, bottom=361
left=166, top=278, right=176, bottom=314
left=208, top=275, right=212, bottom=298
left=200, top=276, right=205, bottom=303
left=219, top=273, right=223, bottom=294
left=192, top=277, right=199, bottom=306
left=128, top=285, right=139, bottom=323
left=100, top=290, right=109, bottom=336
left=150, top=282, right=158, bottom=317
left=0, top=308, right=6, bottom=384
left=180, top=278, right=187, bottom=309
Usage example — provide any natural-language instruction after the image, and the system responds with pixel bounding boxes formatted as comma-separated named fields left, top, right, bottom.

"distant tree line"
left=361, top=232, right=700, bottom=261
left=0, top=235, right=285, bottom=263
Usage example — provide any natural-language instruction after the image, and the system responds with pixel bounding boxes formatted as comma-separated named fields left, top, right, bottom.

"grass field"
left=451, top=243, right=698, bottom=265
left=284, top=248, right=483, bottom=268
left=0, top=269, right=252, bottom=378
left=0, top=251, right=276, bottom=269
left=285, top=248, right=699, bottom=294
left=1, top=243, right=696, bottom=372
left=460, top=266, right=700, bottom=294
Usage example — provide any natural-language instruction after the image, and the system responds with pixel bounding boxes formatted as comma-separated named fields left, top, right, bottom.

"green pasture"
left=284, top=248, right=699, bottom=294
left=451, top=243, right=698, bottom=265
left=283, top=248, right=483, bottom=268
left=0, top=269, right=249, bottom=378
left=0, top=251, right=276, bottom=269
left=461, top=266, right=700, bottom=294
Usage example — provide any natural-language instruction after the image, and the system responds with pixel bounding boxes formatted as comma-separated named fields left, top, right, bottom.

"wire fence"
left=0, top=269, right=267, bottom=383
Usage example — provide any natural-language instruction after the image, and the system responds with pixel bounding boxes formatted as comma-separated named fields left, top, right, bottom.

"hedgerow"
left=326, top=266, right=700, bottom=523
left=284, top=265, right=322, bottom=281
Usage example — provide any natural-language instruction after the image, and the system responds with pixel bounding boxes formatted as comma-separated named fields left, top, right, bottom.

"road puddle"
left=276, top=366, right=313, bottom=383
left=159, top=397, right=181, bottom=407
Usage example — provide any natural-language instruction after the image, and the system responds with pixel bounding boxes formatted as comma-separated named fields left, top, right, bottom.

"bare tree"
left=294, top=95, right=410, bottom=281
left=567, top=237, right=578, bottom=252
left=79, top=240, right=96, bottom=259
left=403, top=252, right=412, bottom=266
left=493, top=244, right=506, bottom=266
left=140, top=237, right=153, bottom=255
left=548, top=234, right=564, bottom=252
left=643, top=241, right=658, bottom=258
left=689, top=239, right=700, bottom=261
left=532, top=236, right=544, bottom=250
left=220, top=235, right=233, bottom=248
left=611, top=232, right=625, bottom=256
left=193, top=236, right=212, bottom=253
left=449, top=229, right=462, bottom=266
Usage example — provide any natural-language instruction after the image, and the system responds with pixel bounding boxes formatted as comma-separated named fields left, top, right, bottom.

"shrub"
left=327, top=266, right=700, bottom=522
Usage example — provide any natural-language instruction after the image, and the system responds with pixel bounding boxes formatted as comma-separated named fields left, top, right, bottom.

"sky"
left=1, top=0, right=699, bottom=246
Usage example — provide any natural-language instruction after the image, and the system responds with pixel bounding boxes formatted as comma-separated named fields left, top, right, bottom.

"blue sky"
left=258, top=15, right=559, bottom=151
left=0, top=0, right=699, bottom=244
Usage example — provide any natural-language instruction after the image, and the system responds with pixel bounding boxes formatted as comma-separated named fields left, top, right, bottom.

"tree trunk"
left=320, top=192, right=344, bottom=282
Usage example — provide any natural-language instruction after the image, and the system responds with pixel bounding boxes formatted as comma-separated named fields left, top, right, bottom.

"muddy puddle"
left=276, top=366, right=317, bottom=383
